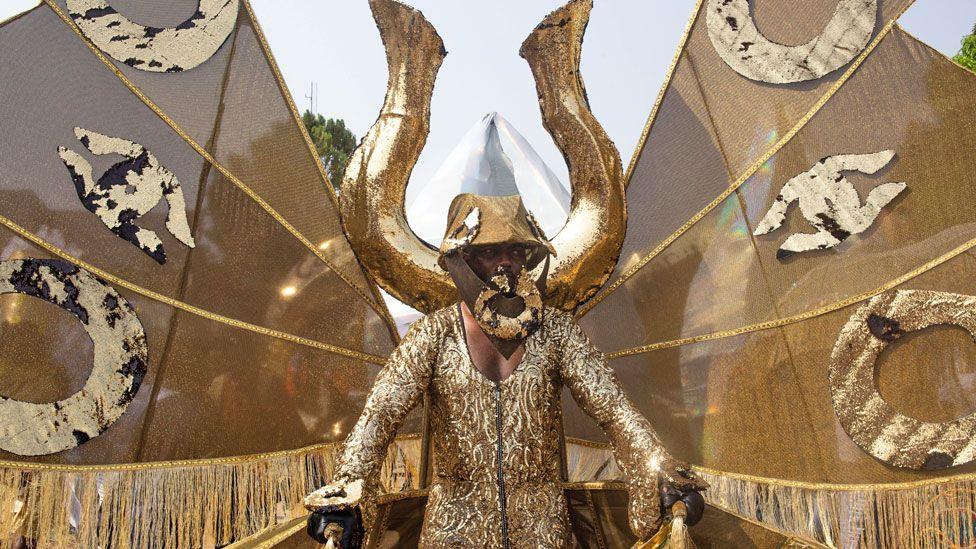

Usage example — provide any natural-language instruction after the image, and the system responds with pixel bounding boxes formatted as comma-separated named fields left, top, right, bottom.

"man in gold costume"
left=305, top=194, right=706, bottom=547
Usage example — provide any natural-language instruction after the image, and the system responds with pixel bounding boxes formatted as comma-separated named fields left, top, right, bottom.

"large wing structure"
left=575, top=0, right=976, bottom=546
left=6, top=0, right=976, bottom=547
left=0, top=1, right=414, bottom=547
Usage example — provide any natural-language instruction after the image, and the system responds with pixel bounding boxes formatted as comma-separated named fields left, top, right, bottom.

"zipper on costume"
left=493, top=381, right=510, bottom=548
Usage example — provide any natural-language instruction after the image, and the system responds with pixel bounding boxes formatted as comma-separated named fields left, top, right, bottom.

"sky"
left=4, top=0, right=974, bottom=204
left=241, top=0, right=976, bottom=203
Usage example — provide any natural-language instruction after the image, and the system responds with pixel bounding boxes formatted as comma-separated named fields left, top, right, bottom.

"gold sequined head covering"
left=437, top=193, right=555, bottom=271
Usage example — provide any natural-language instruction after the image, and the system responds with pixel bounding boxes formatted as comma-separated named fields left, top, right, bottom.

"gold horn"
left=520, top=0, right=626, bottom=311
left=340, top=0, right=454, bottom=313
left=342, top=0, right=625, bottom=314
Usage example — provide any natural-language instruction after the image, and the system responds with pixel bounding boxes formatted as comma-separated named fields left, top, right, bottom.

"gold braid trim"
left=39, top=0, right=396, bottom=331
left=622, top=0, right=705, bottom=189
left=607, top=233, right=976, bottom=358
left=0, top=213, right=388, bottom=364
left=577, top=13, right=907, bottom=319
left=0, top=436, right=423, bottom=548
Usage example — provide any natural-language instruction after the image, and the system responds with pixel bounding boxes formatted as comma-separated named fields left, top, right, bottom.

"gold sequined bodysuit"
left=333, top=305, right=669, bottom=547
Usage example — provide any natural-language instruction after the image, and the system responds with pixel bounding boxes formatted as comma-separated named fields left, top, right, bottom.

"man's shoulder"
left=407, top=303, right=458, bottom=335
left=542, top=305, right=576, bottom=331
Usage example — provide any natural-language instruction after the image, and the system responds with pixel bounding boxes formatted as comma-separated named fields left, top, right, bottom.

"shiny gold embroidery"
left=317, top=306, right=698, bottom=546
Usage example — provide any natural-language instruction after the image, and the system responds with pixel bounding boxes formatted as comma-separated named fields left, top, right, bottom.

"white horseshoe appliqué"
left=66, top=0, right=239, bottom=73
left=0, top=259, right=147, bottom=456
left=706, top=0, right=877, bottom=84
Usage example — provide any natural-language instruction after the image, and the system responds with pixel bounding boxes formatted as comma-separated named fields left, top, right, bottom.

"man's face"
left=463, top=243, right=528, bottom=283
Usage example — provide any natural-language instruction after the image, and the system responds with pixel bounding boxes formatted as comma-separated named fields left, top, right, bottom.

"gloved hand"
left=306, top=508, right=364, bottom=548
left=659, top=470, right=706, bottom=527
left=304, top=479, right=365, bottom=547
left=657, top=457, right=709, bottom=495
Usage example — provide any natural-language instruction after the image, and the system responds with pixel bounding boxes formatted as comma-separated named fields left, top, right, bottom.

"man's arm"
left=557, top=312, right=705, bottom=539
left=305, top=315, right=436, bottom=511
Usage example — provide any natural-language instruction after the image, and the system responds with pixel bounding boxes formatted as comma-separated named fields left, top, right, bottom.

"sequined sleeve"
left=557, top=312, right=666, bottom=538
left=333, top=315, right=437, bottom=485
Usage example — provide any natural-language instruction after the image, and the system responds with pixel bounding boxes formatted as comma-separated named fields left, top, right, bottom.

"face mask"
left=442, top=252, right=549, bottom=358
left=474, top=264, right=544, bottom=340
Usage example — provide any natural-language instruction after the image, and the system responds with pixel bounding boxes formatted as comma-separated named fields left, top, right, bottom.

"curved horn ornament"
left=520, top=0, right=626, bottom=311
left=341, top=0, right=625, bottom=313
left=340, top=0, right=452, bottom=314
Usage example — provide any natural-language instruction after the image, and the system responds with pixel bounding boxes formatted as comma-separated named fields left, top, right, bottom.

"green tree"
left=954, top=23, right=976, bottom=72
left=301, top=110, right=357, bottom=191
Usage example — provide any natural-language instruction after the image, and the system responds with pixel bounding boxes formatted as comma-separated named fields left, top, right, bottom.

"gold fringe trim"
left=0, top=213, right=388, bottom=365
left=607, top=233, right=976, bottom=358
left=0, top=436, right=423, bottom=548
left=39, top=0, right=395, bottom=329
left=0, top=444, right=340, bottom=549
left=578, top=11, right=910, bottom=319
left=698, top=469, right=976, bottom=548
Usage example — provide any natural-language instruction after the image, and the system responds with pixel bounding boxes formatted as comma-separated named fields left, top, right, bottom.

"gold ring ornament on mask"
left=340, top=0, right=625, bottom=314
left=438, top=194, right=552, bottom=354
left=473, top=269, right=544, bottom=341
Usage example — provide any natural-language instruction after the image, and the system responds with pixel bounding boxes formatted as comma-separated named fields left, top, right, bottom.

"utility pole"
left=305, top=81, right=318, bottom=115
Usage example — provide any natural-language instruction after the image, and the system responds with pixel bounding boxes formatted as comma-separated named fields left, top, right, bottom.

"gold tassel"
left=632, top=502, right=697, bottom=549
left=665, top=501, right=693, bottom=549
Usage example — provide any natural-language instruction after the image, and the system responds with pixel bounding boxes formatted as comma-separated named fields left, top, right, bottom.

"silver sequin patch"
left=753, top=151, right=906, bottom=260
left=705, top=0, right=877, bottom=83
left=66, top=0, right=238, bottom=73
left=0, top=259, right=147, bottom=456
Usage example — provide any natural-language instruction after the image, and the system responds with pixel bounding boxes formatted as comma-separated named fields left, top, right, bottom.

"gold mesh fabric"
left=44, top=0, right=381, bottom=307
left=576, top=11, right=976, bottom=488
left=682, top=0, right=914, bottom=176
left=574, top=237, right=976, bottom=484
left=0, top=3, right=398, bottom=468
left=605, top=0, right=915, bottom=290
